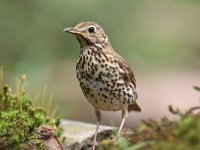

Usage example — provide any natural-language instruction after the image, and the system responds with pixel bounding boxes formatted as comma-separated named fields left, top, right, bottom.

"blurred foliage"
left=99, top=86, right=200, bottom=150
left=0, top=0, right=200, bottom=72
left=0, top=67, right=64, bottom=149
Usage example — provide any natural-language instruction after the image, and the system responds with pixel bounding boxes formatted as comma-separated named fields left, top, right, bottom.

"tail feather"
left=128, top=101, right=142, bottom=112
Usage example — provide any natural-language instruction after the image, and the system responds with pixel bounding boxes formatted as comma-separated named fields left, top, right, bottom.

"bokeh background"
left=0, top=0, right=200, bottom=127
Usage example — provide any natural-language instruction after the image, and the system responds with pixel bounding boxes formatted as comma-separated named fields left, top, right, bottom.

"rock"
left=60, top=120, right=114, bottom=145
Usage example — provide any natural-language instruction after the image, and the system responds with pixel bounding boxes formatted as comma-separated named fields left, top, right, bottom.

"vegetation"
left=0, top=68, right=64, bottom=149
left=99, top=86, right=200, bottom=150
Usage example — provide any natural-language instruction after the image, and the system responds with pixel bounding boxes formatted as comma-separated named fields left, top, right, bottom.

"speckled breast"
left=76, top=47, right=136, bottom=111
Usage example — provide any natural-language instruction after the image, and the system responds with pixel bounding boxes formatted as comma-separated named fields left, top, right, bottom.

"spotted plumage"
left=76, top=47, right=138, bottom=111
left=64, top=22, right=142, bottom=149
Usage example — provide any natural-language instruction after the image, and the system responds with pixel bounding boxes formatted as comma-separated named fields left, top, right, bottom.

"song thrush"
left=64, top=22, right=142, bottom=149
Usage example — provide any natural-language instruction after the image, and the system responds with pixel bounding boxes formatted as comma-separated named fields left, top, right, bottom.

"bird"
left=64, top=22, right=142, bottom=149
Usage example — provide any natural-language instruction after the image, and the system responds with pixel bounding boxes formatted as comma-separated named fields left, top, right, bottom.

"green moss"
left=0, top=67, right=63, bottom=149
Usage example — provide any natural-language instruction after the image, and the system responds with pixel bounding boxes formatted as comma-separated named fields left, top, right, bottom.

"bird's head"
left=64, top=22, right=110, bottom=47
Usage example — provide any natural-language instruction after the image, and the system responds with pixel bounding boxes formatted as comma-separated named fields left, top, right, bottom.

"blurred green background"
left=0, top=0, right=200, bottom=126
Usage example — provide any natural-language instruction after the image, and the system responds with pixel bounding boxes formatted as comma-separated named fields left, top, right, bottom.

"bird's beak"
left=63, top=27, right=73, bottom=33
left=63, top=27, right=82, bottom=35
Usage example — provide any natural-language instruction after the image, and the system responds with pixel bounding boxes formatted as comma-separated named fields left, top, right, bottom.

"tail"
left=128, top=101, right=142, bottom=112
left=128, top=91, right=142, bottom=112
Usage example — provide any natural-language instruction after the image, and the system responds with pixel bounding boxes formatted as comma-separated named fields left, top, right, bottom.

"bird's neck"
left=80, top=41, right=114, bottom=55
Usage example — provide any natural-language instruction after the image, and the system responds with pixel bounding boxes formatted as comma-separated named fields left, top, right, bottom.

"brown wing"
left=114, top=52, right=142, bottom=112
left=114, top=52, right=136, bottom=87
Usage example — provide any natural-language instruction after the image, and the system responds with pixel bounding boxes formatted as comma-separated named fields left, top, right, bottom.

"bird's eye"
left=88, top=26, right=96, bottom=33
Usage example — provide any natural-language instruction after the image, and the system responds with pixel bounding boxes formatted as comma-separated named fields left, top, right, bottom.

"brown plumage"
left=64, top=22, right=142, bottom=149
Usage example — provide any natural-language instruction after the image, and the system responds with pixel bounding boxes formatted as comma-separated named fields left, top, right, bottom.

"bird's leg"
left=113, top=107, right=128, bottom=141
left=92, top=108, right=101, bottom=150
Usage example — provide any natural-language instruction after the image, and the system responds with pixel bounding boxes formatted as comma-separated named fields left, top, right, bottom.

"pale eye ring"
left=88, top=26, right=96, bottom=33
